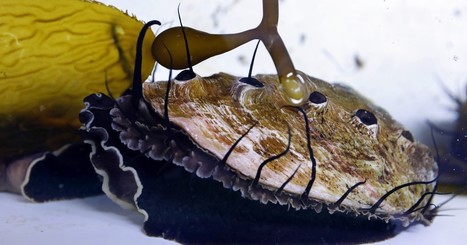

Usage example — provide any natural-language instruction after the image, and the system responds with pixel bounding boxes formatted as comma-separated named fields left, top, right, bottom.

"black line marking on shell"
left=330, top=180, right=367, bottom=209
left=220, top=123, right=258, bottom=166
left=174, top=5, right=196, bottom=81
left=239, top=40, right=264, bottom=88
left=294, top=107, right=318, bottom=200
left=132, top=20, right=161, bottom=107
left=251, top=123, right=291, bottom=187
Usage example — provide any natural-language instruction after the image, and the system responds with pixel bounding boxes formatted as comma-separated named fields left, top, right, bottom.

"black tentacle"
left=330, top=180, right=367, bottom=209
left=402, top=191, right=450, bottom=216
left=175, top=5, right=196, bottom=80
left=220, top=123, right=257, bottom=165
left=132, top=20, right=161, bottom=107
left=161, top=43, right=173, bottom=130
left=252, top=123, right=291, bottom=187
left=421, top=123, right=443, bottom=215
left=276, top=163, right=302, bottom=195
left=366, top=122, right=444, bottom=215
left=363, top=178, right=437, bottom=214
left=240, top=40, right=264, bottom=87
left=295, top=107, right=318, bottom=201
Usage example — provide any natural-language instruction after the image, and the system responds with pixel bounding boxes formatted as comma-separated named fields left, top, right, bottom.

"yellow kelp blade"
left=0, top=0, right=156, bottom=157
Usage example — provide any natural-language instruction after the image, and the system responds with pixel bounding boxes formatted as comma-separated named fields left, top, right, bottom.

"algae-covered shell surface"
left=142, top=73, right=437, bottom=222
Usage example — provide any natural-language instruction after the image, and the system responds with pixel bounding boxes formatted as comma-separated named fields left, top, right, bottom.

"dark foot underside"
left=137, top=161, right=402, bottom=244
left=1, top=143, right=102, bottom=202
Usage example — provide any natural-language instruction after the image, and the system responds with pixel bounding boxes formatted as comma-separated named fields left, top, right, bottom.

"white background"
left=1, top=0, right=467, bottom=244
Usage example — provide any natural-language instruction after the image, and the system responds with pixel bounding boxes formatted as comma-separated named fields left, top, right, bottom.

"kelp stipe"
left=151, top=0, right=312, bottom=105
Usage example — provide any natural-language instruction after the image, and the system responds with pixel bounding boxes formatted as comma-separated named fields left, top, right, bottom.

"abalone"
left=80, top=0, right=438, bottom=243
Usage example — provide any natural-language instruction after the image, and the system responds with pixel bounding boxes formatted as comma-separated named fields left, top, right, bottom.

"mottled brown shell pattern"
left=143, top=72, right=437, bottom=225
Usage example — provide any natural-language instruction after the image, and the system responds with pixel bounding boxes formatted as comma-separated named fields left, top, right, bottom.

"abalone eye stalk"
left=151, top=0, right=310, bottom=105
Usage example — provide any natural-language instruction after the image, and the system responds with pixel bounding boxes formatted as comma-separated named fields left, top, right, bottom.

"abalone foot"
left=79, top=92, right=412, bottom=244
left=137, top=161, right=404, bottom=244
left=80, top=93, right=147, bottom=209
left=0, top=143, right=102, bottom=202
